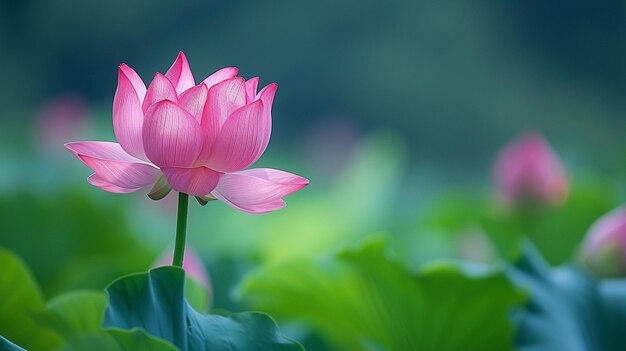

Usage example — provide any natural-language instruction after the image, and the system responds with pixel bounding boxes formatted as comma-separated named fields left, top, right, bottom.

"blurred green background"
left=1, top=1, right=625, bottom=349
left=2, top=0, right=626, bottom=175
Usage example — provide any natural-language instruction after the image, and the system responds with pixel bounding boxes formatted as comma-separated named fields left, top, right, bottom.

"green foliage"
left=38, top=289, right=180, bottom=351
left=415, top=179, right=618, bottom=266
left=0, top=248, right=61, bottom=351
left=513, top=180, right=617, bottom=265
left=239, top=237, right=525, bottom=351
left=103, top=266, right=304, bottom=351
left=57, top=329, right=178, bottom=351
left=512, top=243, right=626, bottom=350
left=0, top=132, right=620, bottom=350
left=0, top=191, right=157, bottom=297
left=40, top=291, right=179, bottom=351
left=0, top=249, right=182, bottom=351
left=184, top=277, right=211, bottom=313
left=0, top=248, right=293, bottom=351
left=0, top=337, right=26, bottom=351
left=35, top=291, right=106, bottom=339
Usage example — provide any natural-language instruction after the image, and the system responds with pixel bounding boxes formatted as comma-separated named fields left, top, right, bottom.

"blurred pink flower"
left=37, top=94, right=91, bottom=148
left=154, top=246, right=211, bottom=289
left=582, top=207, right=626, bottom=277
left=66, top=52, right=308, bottom=214
left=493, top=132, right=568, bottom=208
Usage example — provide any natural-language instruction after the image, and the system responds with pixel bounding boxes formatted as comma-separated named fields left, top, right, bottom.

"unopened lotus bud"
left=582, top=207, right=626, bottom=277
left=493, top=132, right=568, bottom=208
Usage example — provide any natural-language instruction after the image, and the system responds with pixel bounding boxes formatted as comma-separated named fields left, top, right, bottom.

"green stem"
left=172, top=192, right=189, bottom=267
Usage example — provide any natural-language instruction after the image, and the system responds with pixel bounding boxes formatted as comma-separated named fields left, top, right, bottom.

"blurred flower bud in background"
left=36, top=94, right=91, bottom=150
left=581, top=207, right=626, bottom=277
left=493, top=132, right=569, bottom=208
left=154, top=246, right=212, bottom=291
left=22, top=94, right=94, bottom=192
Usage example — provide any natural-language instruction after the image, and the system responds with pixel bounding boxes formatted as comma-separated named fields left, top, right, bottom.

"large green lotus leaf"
left=34, top=291, right=106, bottom=339
left=511, top=242, right=626, bottom=350
left=57, top=328, right=178, bottom=351
left=0, top=262, right=178, bottom=351
left=0, top=337, right=26, bottom=351
left=103, top=266, right=303, bottom=351
left=239, top=237, right=525, bottom=351
left=0, top=248, right=61, bottom=351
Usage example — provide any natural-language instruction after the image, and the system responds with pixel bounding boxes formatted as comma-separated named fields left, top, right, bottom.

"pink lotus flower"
left=66, top=52, right=308, bottom=214
left=493, top=132, right=569, bottom=208
left=582, top=207, right=626, bottom=277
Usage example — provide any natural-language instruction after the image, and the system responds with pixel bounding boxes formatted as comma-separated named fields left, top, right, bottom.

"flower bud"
left=582, top=207, right=626, bottom=277
left=493, top=132, right=569, bottom=208
left=37, top=94, right=90, bottom=149
left=154, top=246, right=212, bottom=291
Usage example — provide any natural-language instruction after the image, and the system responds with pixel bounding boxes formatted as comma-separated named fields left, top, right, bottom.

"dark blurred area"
left=2, top=0, right=625, bottom=177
